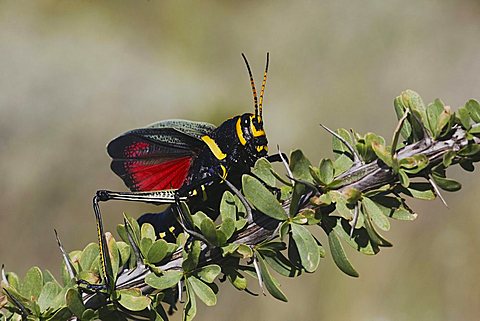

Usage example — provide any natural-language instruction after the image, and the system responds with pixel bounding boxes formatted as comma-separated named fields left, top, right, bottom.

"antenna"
left=241, top=53, right=259, bottom=119
left=258, top=52, right=270, bottom=121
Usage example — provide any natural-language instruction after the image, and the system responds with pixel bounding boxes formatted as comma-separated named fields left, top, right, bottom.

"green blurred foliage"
left=1, top=1, right=479, bottom=320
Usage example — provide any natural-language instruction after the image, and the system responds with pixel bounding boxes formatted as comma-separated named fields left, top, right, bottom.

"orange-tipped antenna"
left=241, top=53, right=259, bottom=119
left=258, top=52, right=269, bottom=121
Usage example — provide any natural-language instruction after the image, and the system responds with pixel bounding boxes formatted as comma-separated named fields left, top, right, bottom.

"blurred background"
left=1, top=1, right=480, bottom=320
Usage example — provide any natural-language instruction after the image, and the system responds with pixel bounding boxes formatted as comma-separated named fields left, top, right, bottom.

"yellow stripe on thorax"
left=201, top=135, right=227, bottom=160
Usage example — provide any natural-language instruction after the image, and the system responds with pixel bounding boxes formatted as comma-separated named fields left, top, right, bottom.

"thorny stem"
left=83, top=125, right=479, bottom=308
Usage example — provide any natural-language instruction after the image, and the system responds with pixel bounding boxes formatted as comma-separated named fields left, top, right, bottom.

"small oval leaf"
left=145, top=270, right=183, bottom=291
left=243, top=175, right=288, bottom=220
left=328, top=232, right=359, bottom=277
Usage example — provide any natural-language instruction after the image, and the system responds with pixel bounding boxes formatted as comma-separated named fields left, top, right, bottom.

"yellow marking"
left=201, top=184, right=207, bottom=200
left=256, top=145, right=268, bottom=152
left=159, top=232, right=166, bottom=239
left=220, top=164, right=228, bottom=180
left=169, top=226, right=176, bottom=233
left=249, top=115, right=265, bottom=137
left=201, top=135, right=226, bottom=160
left=236, top=118, right=247, bottom=145
left=191, top=189, right=198, bottom=196
left=96, top=221, right=107, bottom=279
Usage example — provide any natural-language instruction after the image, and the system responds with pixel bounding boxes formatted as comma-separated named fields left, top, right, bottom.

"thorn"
left=123, top=216, right=143, bottom=265
left=222, top=176, right=253, bottom=223
left=286, top=175, right=318, bottom=192
left=350, top=204, right=360, bottom=238
left=320, top=124, right=362, bottom=166
left=1, top=264, right=7, bottom=285
left=252, top=253, right=265, bottom=296
left=410, top=108, right=432, bottom=143
left=3, top=288, right=29, bottom=317
left=54, top=229, right=77, bottom=279
left=173, top=202, right=214, bottom=246
left=277, top=145, right=294, bottom=185
left=391, top=109, right=410, bottom=159
left=178, top=280, right=183, bottom=303
left=428, top=176, right=449, bottom=208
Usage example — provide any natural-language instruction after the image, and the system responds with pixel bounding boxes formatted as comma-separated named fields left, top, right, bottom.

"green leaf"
left=236, top=244, right=253, bottom=259
left=469, top=125, right=480, bottom=134
left=399, top=154, right=429, bottom=174
left=262, top=250, right=302, bottom=277
left=459, top=159, right=475, bottom=171
left=140, top=237, right=153, bottom=260
left=65, top=288, right=85, bottom=317
left=443, top=150, right=456, bottom=167
left=220, top=191, right=236, bottom=222
left=182, top=240, right=201, bottom=272
left=431, top=174, right=462, bottom=192
left=116, top=241, right=131, bottom=267
left=43, top=269, right=59, bottom=286
left=332, top=128, right=355, bottom=159
left=141, top=223, right=156, bottom=242
left=458, top=144, right=480, bottom=157
left=79, top=243, right=99, bottom=271
left=195, top=265, right=221, bottom=283
left=362, top=204, right=392, bottom=247
left=255, top=255, right=288, bottom=302
left=329, top=191, right=353, bottom=220
left=290, top=149, right=313, bottom=181
left=117, top=288, right=151, bottom=312
left=252, top=157, right=276, bottom=187
left=199, top=217, right=218, bottom=245
left=224, top=266, right=247, bottom=290
left=369, top=195, right=417, bottom=221
left=106, top=233, right=120, bottom=284
left=145, top=270, right=183, bottom=291
left=242, top=175, right=288, bottom=220
left=465, top=99, right=480, bottom=122
left=328, top=232, right=359, bottom=277
left=37, top=282, right=61, bottom=312
left=403, top=90, right=427, bottom=121
left=147, top=239, right=169, bottom=264
left=124, top=214, right=141, bottom=245
left=362, top=197, right=390, bottom=231
left=45, top=307, right=72, bottom=321
left=371, top=141, right=393, bottom=167
left=394, top=96, right=413, bottom=140
left=81, top=309, right=99, bottom=321
left=391, top=208, right=417, bottom=220
left=187, top=276, right=217, bottom=306
left=318, top=158, right=334, bottom=185
left=436, top=105, right=452, bottom=138
left=184, top=280, right=197, bottom=321
left=457, top=106, right=471, bottom=129
left=221, top=243, right=240, bottom=256
left=6, top=271, right=20, bottom=289
left=290, top=224, right=321, bottom=272
left=20, top=267, right=43, bottom=299
left=403, top=183, right=435, bottom=200
left=427, top=99, right=444, bottom=137
left=398, top=169, right=410, bottom=187
left=333, top=154, right=354, bottom=176
left=219, top=218, right=235, bottom=242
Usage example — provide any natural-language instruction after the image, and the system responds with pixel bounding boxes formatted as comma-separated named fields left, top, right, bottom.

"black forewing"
left=108, top=119, right=216, bottom=191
